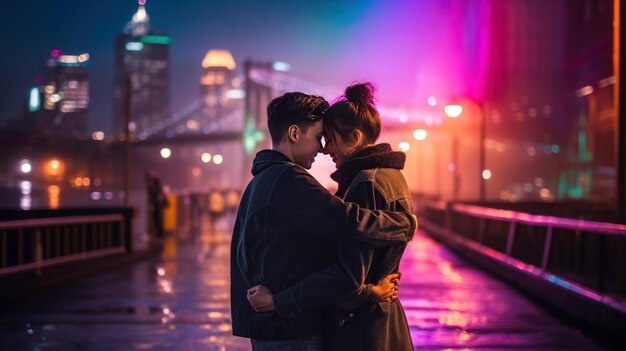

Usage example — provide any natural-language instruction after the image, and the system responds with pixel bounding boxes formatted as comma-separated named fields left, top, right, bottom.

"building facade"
left=21, top=50, right=90, bottom=137
left=112, top=2, right=170, bottom=138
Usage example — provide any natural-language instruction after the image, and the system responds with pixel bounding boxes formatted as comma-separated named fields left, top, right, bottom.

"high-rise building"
left=200, top=49, right=237, bottom=110
left=23, top=49, right=90, bottom=137
left=112, top=1, right=170, bottom=137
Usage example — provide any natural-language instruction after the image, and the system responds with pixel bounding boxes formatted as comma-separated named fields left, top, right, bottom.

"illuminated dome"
left=202, top=49, right=236, bottom=70
left=132, top=5, right=149, bottom=24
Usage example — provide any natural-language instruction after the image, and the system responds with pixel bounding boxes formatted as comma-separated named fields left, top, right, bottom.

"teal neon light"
left=126, top=42, right=144, bottom=51
left=140, top=35, right=172, bottom=45
left=28, top=87, right=40, bottom=112
left=243, top=118, right=266, bottom=155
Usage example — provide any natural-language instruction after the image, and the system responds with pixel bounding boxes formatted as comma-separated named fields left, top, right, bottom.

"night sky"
left=1, top=0, right=470, bottom=134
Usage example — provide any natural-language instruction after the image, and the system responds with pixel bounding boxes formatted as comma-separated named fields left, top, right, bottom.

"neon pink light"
left=51, top=49, right=62, bottom=57
left=138, top=0, right=146, bottom=5
left=421, top=218, right=626, bottom=314
left=452, top=203, right=626, bottom=236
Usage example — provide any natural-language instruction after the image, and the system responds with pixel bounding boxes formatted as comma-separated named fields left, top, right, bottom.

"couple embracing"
left=230, top=83, right=415, bottom=351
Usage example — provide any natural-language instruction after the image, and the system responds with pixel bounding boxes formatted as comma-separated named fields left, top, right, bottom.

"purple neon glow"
left=452, top=203, right=626, bottom=236
left=421, top=218, right=626, bottom=315
left=289, top=0, right=492, bottom=110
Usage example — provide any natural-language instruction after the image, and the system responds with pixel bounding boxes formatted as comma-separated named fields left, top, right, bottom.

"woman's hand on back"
left=370, top=272, right=401, bottom=303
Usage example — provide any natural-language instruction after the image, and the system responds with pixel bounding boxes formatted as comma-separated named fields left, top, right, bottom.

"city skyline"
left=0, top=0, right=621, bottom=213
left=1, top=0, right=473, bottom=134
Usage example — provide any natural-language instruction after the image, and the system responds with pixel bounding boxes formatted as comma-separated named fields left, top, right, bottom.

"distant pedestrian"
left=146, top=171, right=169, bottom=240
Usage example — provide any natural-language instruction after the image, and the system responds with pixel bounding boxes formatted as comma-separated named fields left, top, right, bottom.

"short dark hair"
left=267, top=92, right=329, bottom=144
left=324, top=82, right=381, bottom=145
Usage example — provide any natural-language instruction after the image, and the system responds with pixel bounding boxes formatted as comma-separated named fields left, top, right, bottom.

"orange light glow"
left=48, top=185, right=60, bottom=209
left=457, top=330, right=473, bottom=342
left=438, top=311, right=469, bottom=327
left=201, top=49, right=236, bottom=69
left=45, top=159, right=64, bottom=177
left=438, top=261, right=463, bottom=283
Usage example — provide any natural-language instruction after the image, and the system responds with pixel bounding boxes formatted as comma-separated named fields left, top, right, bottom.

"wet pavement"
left=0, top=226, right=606, bottom=350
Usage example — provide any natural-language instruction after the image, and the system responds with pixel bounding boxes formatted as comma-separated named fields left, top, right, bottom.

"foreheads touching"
left=323, top=82, right=381, bottom=153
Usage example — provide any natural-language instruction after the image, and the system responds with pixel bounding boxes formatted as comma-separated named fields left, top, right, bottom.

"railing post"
left=107, top=222, right=113, bottom=247
left=598, top=233, right=606, bottom=293
left=18, top=229, right=24, bottom=265
left=46, top=227, right=51, bottom=260
left=55, top=226, right=61, bottom=258
left=73, top=225, right=79, bottom=254
left=541, top=226, right=553, bottom=271
left=35, top=228, right=42, bottom=275
left=478, top=217, right=486, bottom=244
left=444, top=202, right=452, bottom=232
left=0, top=213, right=130, bottom=277
left=64, top=226, right=70, bottom=255
left=505, top=221, right=517, bottom=257
left=1, top=231, right=6, bottom=268
left=81, top=224, right=87, bottom=256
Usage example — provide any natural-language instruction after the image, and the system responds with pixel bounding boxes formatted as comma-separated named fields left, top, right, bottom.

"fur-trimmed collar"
left=330, top=143, right=405, bottom=197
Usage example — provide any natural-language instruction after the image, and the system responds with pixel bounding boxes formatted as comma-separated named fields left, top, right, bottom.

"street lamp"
left=213, top=154, right=224, bottom=165
left=443, top=107, right=461, bottom=200
left=412, top=130, right=428, bottom=194
left=444, top=105, right=463, bottom=118
left=413, top=129, right=428, bottom=141
left=20, top=160, right=32, bottom=174
left=444, top=100, right=486, bottom=202
left=160, top=148, right=172, bottom=159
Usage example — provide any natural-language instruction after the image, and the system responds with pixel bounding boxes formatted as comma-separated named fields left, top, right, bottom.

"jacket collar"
left=331, top=143, right=405, bottom=196
left=251, top=150, right=294, bottom=176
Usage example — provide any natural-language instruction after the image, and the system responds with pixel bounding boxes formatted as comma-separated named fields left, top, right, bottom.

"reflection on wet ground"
left=0, top=228, right=605, bottom=350
left=400, top=234, right=603, bottom=350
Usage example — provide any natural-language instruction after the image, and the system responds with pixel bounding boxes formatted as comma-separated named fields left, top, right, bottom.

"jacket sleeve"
left=271, top=166, right=416, bottom=248
left=272, top=180, right=384, bottom=317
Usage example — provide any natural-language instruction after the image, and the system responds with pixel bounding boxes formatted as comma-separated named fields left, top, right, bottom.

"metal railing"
left=420, top=200, right=626, bottom=310
left=0, top=212, right=129, bottom=276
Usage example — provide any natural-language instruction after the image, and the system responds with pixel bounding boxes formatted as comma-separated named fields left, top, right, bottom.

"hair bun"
left=344, top=82, right=375, bottom=105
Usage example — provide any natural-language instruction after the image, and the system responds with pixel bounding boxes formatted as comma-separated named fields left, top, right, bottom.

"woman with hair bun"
left=246, top=82, right=414, bottom=350
left=319, top=82, right=414, bottom=350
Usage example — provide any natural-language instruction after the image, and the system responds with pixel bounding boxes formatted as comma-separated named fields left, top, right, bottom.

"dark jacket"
left=268, top=144, right=414, bottom=349
left=230, top=150, right=417, bottom=340
left=326, top=143, right=414, bottom=351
